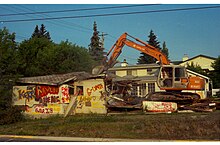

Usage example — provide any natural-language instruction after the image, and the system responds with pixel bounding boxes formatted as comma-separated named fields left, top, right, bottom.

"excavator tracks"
left=146, top=91, right=201, bottom=105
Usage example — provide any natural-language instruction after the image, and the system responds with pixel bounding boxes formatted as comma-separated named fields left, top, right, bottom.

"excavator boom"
left=104, top=33, right=169, bottom=73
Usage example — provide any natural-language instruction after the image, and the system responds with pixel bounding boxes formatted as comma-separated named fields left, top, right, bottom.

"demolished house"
left=13, top=72, right=108, bottom=118
left=12, top=65, right=218, bottom=118
left=107, top=63, right=218, bottom=113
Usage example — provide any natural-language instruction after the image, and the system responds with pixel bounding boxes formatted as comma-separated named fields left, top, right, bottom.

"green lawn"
left=0, top=111, right=219, bottom=140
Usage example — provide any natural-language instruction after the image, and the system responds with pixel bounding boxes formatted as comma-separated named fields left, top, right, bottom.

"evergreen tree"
left=137, top=30, right=161, bottom=64
left=31, top=25, right=40, bottom=38
left=88, top=21, right=105, bottom=65
left=209, top=56, right=220, bottom=88
left=161, top=41, right=169, bottom=59
left=31, top=24, right=51, bottom=40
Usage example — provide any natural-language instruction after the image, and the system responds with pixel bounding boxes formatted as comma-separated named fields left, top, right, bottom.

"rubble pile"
left=105, top=80, right=219, bottom=113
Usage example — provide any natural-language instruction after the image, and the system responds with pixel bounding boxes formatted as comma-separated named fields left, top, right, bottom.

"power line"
left=0, top=4, right=156, bottom=17
left=1, top=5, right=220, bottom=23
left=18, top=5, right=92, bottom=33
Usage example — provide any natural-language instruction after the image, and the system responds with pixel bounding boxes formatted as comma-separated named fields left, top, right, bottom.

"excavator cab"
left=157, top=65, right=205, bottom=91
left=157, top=65, right=189, bottom=90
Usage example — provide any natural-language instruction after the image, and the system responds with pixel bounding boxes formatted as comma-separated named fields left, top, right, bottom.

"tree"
left=88, top=21, right=106, bottom=65
left=186, top=62, right=207, bottom=76
left=161, top=41, right=169, bottom=60
left=31, top=24, right=51, bottom=40
left=52, top=40, right=96, bottom=73
left=210, top=56, right=220, bottom=88
left=17, top=36, right=53, bottom=76
left=137, top=30, right=161, bottom=64
left=0, top=27, right=23, bottom=124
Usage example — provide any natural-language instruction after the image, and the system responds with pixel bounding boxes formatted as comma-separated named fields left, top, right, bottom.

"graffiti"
left=18, top=86, right=35, bottom=102
left=154, top=102, right=173, bottom=112
left=61, top=85, right=70, bottom=103
left=143, top=101, right=177, bottom=112
left=77, top=96, right=94, bottom=109
left=76, top=95, right=105, bottom=109
left=39, top=95, right=60, bottom=104
left=36, top=86, right=59, bottom=100
left=35, top=106, right=53, bottom=114
left=87, top=84, right=103, bottom=96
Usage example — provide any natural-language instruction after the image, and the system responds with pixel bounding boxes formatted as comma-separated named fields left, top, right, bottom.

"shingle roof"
left=17, top=71, right=92, bottom=85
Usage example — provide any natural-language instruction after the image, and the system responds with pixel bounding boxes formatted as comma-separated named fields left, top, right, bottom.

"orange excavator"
left=92, top=32, right=205, bottom=99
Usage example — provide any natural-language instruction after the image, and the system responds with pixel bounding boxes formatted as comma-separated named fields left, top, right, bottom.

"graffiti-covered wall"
left=74, top=79, right=107, bottom=114
left=13, top=84, right=70, bottom=116
left=13, top=78, right=107, bottom=117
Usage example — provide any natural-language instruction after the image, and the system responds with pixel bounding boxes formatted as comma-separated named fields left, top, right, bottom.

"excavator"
left=92, top=32, right=205, bottom=100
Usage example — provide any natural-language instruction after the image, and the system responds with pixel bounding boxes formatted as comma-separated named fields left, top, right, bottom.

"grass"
left=0, top=111, right=219, bottom=140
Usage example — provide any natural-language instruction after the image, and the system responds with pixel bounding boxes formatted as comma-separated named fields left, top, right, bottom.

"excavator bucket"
left=92, top=65, right=105, bottom=75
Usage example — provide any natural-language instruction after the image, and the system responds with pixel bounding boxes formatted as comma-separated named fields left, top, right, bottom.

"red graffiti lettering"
left=87, top=84, right=103, bottom=96
left=35, top=107, right=53, bottom=114
left=39, top=96, right=60, bottom=104
left=36, top=86, right=59, bottom=99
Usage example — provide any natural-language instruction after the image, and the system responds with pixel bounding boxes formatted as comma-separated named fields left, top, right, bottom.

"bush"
left=0, top=106, right=24, bottom=125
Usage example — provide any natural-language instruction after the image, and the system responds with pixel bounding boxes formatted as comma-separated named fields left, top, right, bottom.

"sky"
left=0, top=3, right=220, bottom=65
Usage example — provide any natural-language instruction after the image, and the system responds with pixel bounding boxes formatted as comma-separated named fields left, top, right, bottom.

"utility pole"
left=99, top=32, right=108, bottom=49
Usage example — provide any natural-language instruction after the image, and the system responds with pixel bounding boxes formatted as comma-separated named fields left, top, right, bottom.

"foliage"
left=0, top=106, right=24, bottom=125
left=52, top=40, right=96, bottom=73
left=210, top=56, right=220, bottom=88
left=137, top=30, right=162, bottom=64
left=0, top=27, right=24, bottom=124
left=186, top=62, right=207, bottom=76
left=161, top=41, right=169, bottom=59
left=31, top=24, right=51, bottom=40
left=17, top=36, right=54, bottom=76
left=88, top=21, right=106, bottom=65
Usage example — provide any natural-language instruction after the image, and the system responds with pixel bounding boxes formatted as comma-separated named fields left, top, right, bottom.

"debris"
left=143, top=101, right=177, bottom=113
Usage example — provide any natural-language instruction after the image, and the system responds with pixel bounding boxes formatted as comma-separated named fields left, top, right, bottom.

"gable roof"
left=171, top=54, right=216, bottom=65
left=17, top=72, right=93, bottom=86
left=184, top=54, right=216, bottom=62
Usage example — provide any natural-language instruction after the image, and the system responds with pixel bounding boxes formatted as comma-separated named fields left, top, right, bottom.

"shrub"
left=0, top=106, right=24, bottom=125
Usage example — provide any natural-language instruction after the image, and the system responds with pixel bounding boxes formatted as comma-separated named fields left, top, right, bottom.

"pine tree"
left=137, top=30, right=161, bottom=64
left=161, top=41, right=169, bottom=59
left=31, top=25, right=40, bottom=38
left=31, top=24, right=51, bottom=40
left=88, top=21, right=105, bottom=65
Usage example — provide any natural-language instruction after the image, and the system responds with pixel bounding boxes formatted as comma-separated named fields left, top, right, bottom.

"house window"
left=69, top=87, right=74, bottom=95
left=76, top=86, right=83, bottom=95
left=139, top=83, right=146, bottom=96
left=148, top=83, right=155, bottom=93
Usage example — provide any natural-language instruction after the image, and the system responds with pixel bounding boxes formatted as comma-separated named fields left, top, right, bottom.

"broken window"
left=76, top=86, right=83, bottom=95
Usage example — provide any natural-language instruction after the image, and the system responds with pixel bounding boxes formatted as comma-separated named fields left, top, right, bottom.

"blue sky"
left=0, top=4, right=220, bottom=64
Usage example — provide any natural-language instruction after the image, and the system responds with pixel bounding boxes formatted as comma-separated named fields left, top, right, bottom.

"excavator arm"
left=93, top=32, right=169, bottom=75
